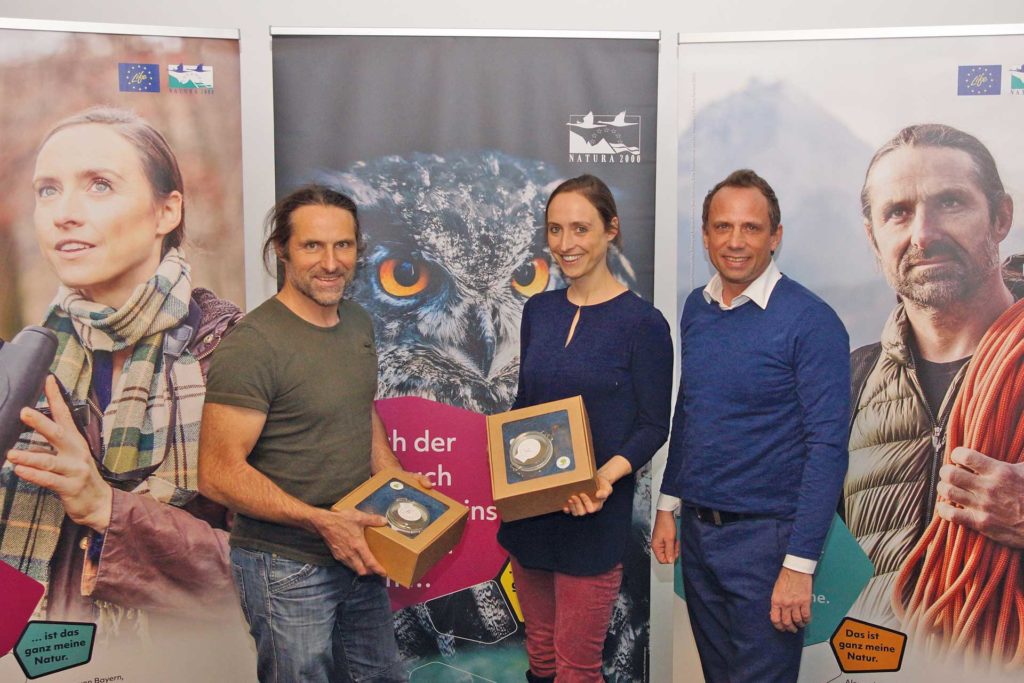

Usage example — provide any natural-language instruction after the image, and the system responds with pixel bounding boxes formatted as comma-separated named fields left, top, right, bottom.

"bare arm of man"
left=198, top=402, right=387, bottom=576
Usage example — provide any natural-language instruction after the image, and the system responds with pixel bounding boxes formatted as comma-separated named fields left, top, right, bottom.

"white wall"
left=4, top=2, right=1022, bottom=681
left=6, top=0, right=1022, bottom=312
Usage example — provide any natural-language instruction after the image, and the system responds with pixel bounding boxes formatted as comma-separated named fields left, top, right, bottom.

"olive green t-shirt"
left=205, top=296, right=376, bottom=564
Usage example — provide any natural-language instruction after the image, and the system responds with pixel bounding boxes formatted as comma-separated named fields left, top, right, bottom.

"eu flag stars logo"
left=118, top=63, right=160, bottom=92
left=957, top=65, right=1001, bottom=96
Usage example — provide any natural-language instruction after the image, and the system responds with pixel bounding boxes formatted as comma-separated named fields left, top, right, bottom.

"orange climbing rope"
left=892, top=297, right=1024, bottom=671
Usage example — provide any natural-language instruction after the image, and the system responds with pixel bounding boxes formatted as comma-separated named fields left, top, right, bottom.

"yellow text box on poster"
left=498, top=560, right=524, bottom=623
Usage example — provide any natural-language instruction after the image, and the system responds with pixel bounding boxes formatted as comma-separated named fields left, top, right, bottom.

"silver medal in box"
left=386, top=497, right=431, bottom=536
left=508, top=430, right=555, bottom=476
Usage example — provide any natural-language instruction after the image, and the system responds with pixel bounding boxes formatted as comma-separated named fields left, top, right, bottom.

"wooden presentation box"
left=332, top=469, right=468, bottom=587
left=486, top=395, right=598, bottom=522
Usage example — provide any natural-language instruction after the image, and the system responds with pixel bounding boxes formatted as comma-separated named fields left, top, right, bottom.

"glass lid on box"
left=509, top=430, right=554, bottom=474
left=386, top=497, right=431, bottom=536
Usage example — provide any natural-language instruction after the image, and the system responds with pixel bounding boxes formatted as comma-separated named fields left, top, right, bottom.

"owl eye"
left=379, top=258, right=430, bottom=297
left=511, top=257, right=550, bottom=297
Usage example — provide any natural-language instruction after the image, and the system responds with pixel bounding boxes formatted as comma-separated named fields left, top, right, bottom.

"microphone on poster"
left=0, top=326, right=58, bottom=464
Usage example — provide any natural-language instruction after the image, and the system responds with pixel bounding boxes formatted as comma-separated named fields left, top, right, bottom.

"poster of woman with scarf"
left=0, top=20, right=253, bottom=682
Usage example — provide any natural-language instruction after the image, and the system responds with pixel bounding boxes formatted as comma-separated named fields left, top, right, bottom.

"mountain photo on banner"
left=679, top=79, right=893, bottom=348
left=678, top=31, right=1024, bottom=682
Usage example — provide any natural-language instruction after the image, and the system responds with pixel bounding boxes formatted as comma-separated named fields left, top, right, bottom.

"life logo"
left=567, top=111, right=641, bottom=164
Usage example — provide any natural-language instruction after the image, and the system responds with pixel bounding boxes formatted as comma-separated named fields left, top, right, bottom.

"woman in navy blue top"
left=497, top=175, right=672, bottom=683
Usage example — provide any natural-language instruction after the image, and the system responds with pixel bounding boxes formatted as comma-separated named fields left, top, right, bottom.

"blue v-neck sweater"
left=661, top=275, right=850, bottom=562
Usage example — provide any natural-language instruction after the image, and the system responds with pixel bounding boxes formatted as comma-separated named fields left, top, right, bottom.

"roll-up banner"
left=677, top=24, right=1024, bottom=682
left=272, top=28, right=659, bottom=682
left=0, top=18, right=252, bottom=683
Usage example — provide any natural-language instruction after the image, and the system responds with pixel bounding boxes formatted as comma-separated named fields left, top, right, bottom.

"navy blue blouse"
left=496, top=289, right=673, bottom=575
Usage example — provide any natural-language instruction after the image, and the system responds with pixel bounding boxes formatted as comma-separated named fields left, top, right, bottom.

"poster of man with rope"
left=848, top=122, right=1024, bottom=671
left=677, top=27, right=1024, bottom=681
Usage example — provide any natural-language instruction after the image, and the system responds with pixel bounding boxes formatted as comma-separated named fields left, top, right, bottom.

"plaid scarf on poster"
left=0, top=249, right=204, bottom=590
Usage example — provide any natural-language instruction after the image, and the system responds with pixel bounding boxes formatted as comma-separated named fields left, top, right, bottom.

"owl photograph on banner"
left=315, top=151, right=639, bottom=414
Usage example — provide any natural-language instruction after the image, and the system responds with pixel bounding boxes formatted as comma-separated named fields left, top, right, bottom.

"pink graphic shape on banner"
left=374, top=396, right=503, bottom=609
left=0, top=560, right=45, bottom=657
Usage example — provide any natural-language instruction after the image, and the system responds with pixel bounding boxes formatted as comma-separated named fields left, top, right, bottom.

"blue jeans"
left=230, top=547, right=407, bottom=683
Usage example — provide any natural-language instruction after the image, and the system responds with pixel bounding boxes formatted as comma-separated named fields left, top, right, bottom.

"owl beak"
left=465, top=304, right=497, bottom=377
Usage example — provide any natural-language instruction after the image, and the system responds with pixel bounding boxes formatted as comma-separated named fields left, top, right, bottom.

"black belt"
left=686, top=505, right=758, bottom=526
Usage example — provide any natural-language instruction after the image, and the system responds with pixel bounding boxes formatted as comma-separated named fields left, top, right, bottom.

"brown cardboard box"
left=486, top=395, right=598, bottom=521
left=332, top=469, right=468, bottom=587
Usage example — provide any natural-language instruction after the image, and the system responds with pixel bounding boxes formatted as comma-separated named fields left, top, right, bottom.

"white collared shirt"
left=702, top=258, right=782, bottom=311
left=657, top=259, right=817, bottom=574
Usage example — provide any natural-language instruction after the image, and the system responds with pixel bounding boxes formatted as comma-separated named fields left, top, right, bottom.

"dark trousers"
left=679, top=509, right=803, bottom=683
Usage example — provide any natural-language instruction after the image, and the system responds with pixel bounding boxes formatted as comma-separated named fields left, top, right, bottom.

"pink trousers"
left=510, top=557, right=623, bottom=683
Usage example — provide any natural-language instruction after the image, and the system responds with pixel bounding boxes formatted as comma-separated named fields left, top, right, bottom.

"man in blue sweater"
left=652, top=169, right=850, bottom=683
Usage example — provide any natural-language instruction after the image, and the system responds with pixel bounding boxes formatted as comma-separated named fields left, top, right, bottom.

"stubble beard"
left=286, top=266, right=350, bottom=308
left=884, top=237, right=1000, bottom=310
